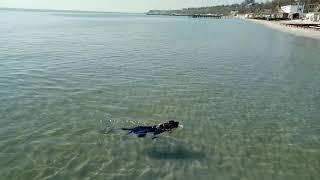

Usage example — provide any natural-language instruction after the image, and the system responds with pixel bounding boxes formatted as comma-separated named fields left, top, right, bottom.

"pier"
left=191, top=14, right=226, bottom=19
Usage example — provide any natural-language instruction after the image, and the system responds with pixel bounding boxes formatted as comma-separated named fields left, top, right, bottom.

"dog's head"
left=158, top=120, right=179, bottom=131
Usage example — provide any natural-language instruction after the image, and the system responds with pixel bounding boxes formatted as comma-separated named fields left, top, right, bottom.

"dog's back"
left=121, top=120, right=179, bottom=139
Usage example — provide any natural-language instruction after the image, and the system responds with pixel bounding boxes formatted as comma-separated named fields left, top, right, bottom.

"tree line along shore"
left=147, top=0, right=320, bottom=19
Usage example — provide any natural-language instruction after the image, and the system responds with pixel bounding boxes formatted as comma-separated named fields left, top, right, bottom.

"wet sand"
left=247, top=19, right=320, bottom=40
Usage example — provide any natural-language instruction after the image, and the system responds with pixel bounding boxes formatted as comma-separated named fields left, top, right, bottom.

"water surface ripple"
left=0, top=10, right=320, bottom=180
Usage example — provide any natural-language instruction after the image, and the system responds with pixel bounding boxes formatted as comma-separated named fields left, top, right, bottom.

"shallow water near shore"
left=0, top=10, right=320, bottom=180
left=247, top=19, right=320, bottom=40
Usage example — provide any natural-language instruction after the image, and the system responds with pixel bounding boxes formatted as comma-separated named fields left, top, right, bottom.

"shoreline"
left=246, top=19, right=320, bottom=40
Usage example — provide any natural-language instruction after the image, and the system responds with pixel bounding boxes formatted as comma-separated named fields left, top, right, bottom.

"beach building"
left=244, top=13, right=255, bottom=18
left=273, top=6, right=289, bottom=19
left=281, top=4, right=304, bottom=19
left=305, top=0, right=320, bottom=21
left=306, top=12, right=320, bottom=21
left=230, top=10, right=238, bottom=16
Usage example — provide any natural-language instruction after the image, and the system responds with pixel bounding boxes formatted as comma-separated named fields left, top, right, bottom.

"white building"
left=306, top=12, right=320, bottom=22
left=281, top=5, right=304, bottom=14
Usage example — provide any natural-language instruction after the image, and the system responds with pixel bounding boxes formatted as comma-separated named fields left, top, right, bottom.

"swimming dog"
left=121, top=120, right=179, bottom=139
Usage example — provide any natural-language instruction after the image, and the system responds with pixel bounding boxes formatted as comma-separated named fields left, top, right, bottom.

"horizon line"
left=0, top=7, right=146, bottom=14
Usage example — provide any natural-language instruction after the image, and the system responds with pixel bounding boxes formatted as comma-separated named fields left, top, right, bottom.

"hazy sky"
left=0, top=0, right=244, bottom=12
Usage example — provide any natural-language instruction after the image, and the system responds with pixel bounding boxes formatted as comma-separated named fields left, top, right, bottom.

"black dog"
left=121, top=120, right=179, bottom=139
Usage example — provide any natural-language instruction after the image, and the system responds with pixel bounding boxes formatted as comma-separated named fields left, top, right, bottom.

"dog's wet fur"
left=121, top=120, right=179, bottom=139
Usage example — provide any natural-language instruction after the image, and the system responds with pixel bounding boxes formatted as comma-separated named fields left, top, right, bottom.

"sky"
left=0, top=0, right=245, bottom=13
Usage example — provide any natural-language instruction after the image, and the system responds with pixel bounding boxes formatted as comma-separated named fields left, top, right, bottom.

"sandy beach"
left=247, top=19, right=320, bottom=40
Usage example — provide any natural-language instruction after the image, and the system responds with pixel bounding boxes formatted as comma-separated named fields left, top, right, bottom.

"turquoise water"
left=0, top=9, right=320, bottom=180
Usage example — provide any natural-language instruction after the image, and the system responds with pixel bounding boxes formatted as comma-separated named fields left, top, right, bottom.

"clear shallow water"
left=0, top=9, right=320, bottom=180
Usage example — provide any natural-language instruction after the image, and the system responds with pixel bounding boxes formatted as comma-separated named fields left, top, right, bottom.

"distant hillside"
left=147, top=0, right=320, bottom=16
left=147, top=4, right=244, bottom=16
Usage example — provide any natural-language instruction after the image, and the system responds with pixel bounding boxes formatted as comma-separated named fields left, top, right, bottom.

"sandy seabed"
left=247, top=19, right=320, bottom=40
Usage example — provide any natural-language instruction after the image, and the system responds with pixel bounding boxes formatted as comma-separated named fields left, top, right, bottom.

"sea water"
left=0, top=9, right=320, bottom=180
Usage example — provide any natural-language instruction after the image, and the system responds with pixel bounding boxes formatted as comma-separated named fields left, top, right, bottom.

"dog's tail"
left=121, top=128, right=133, bottom=131
left=121, top=128, right=133, bottom=134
